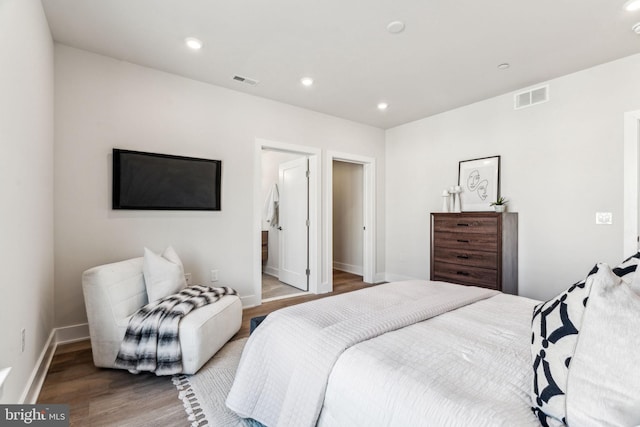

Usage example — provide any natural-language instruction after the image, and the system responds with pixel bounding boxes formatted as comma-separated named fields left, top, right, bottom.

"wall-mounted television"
left=112, top=149, right=221, bottom=210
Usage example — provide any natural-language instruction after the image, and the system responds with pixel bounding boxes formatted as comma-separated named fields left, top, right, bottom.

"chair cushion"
left=113, top=293, right=242, bottom=374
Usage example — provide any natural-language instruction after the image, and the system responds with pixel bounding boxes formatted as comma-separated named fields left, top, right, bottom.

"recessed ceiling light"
left=497, top=63, right=510, bottom=70
left=301, top=77, right=314, bottom=87
left=386, top=21, right=405, bottom=34
left=624, top=0, right=640, bottom=11
left=377, top=102, right=389, bottom=111
left=185, top=37, right=203, bottom=50
left=633, top=22, right=640, bottom=34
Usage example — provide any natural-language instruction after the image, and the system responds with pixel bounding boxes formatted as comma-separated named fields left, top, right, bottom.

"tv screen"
left=112, top=149, right=221, bottom=210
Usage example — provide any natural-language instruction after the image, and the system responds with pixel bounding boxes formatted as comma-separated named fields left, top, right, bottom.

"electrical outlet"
left=184, top=273, right=192, bottom=286
left=210, top=270, right=219, bottom=282
left=596, top=212, right=613, bottom=225
left=21, top=329, right=25, bottom=353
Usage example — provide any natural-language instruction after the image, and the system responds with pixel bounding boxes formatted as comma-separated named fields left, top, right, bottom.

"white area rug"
left=173, top=338, right=253, bottom=427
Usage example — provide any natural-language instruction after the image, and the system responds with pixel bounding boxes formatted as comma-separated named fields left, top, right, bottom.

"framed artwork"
left=458, top=155, right=500, bottom=211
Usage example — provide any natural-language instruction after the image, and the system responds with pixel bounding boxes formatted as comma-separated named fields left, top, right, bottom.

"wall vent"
left=232, top=75, right=259, bottom=86
left=514, top=85, right=549, bottom=110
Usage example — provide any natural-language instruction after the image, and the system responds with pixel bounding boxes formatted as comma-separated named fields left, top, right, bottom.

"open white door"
left=278, top=157, right=309, bottom=290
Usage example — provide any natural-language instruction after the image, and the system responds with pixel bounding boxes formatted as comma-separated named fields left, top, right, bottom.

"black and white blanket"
left=114, top=285, right=237, bottom=376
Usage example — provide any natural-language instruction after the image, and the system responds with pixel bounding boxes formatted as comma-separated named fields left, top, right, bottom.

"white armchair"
left=82, top=257, right=242, bottom=374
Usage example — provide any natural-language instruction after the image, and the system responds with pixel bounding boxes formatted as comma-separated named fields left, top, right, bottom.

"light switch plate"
left=596, top=212, right=613, bottom=225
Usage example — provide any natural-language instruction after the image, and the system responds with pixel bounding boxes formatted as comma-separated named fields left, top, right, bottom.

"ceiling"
left=41, top=0, right=640, bottom=129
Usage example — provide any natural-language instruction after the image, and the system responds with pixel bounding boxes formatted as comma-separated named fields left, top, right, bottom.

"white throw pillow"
left=566, top=264, right=640, bottom=426
left=143, top=246, right=187, bottom=303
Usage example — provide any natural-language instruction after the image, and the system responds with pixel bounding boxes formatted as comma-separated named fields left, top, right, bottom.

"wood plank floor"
left=37, top=270, right=372, bottom=426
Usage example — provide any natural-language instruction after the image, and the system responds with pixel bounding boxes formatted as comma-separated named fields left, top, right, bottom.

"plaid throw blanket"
left=114, top=285, right=237, bottom=375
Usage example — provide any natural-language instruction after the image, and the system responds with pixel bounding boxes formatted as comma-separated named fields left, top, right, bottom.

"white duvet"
left=227, top=281, right=540, bottom=427
left=318, top=293, right=540, bottom=426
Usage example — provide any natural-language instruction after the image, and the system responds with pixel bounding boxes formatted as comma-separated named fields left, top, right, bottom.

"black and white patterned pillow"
left=530, top=265, right=599, bottom=426
left=612, top=251, right=640, bottom=284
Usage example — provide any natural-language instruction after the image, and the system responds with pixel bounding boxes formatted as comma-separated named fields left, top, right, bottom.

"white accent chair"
left=82, top=257, right=242, bottom=374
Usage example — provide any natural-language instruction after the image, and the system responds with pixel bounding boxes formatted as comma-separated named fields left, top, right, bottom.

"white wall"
left=0, top=0, right=54, bottom=403
left=386, top=53, right=640, bottom=301
left=261, top=150, right=303, bottom=276
left=54, top=44, right=385, bottom=326
left=333, top=161, right=364, bottom=274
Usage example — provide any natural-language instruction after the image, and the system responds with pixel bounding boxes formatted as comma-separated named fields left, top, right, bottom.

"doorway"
left=623, top=110, right=640, bottom=257
left=326, top=151, right=377, bottom=289
left=253, top=139, right=321, bottom=308
left=260, top=150, right=309, bottom=300
left=333, top=160, right=364, bottom=277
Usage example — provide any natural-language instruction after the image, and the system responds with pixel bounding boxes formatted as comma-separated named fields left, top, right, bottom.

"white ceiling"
left=41, top=0, right=640, bottom=129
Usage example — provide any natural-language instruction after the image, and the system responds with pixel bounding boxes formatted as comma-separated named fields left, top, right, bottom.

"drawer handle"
left=456, top=255, right=470, bottom=259
left=456, top=271, right=470, bottom=276
left=457, top=223, right=470, bottom=227
left=457, top=239, right=470, bottom=243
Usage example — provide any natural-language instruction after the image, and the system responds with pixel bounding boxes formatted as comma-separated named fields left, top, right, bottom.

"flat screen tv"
left=112, top=149, right=221, bottom=210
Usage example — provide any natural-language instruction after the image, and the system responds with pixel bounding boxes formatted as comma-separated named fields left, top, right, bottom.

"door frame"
left=253, top=138, right=321, bottom=307
left=326, top=151, right=376, bottom=289
left=623, top=110, right=640, bottom=257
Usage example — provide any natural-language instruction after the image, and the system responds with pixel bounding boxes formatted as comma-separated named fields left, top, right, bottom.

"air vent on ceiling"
left=514, top=85, right=549, bottom=110
left=232, top=75, right=259, bottom=86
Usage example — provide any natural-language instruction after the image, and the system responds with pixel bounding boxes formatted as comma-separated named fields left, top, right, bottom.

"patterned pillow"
left=612, top=251, right=640, bottom=283
left=530, top=265, right=599, bottom=426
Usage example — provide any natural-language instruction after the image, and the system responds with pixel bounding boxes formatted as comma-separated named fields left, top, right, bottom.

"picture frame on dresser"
left=458, top=155, right=500, bottom=212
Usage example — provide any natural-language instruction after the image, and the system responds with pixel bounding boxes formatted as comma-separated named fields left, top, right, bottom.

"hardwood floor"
left=261, top=273, right=304, bottom=300
left=38, top=270, right=371, bottom=426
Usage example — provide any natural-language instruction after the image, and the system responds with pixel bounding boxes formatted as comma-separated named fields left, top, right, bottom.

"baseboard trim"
left=20, top=323, right=92, bottom=404
left=263, top=266, right=279, bottom=277
left=374, top=272, right=386, bottom=284
left=20, top=329, right=56, bottom=404
left=55, top=323, right=90, bottom=345
left=333, top=262, right=363, bottom=276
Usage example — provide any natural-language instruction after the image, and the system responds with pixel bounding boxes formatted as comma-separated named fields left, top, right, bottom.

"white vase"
left=494, top=205, right=506, bottom=213
left=441, top=193, right=450, bottom=212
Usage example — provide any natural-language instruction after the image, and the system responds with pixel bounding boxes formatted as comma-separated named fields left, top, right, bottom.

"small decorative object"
left=441, top=189, right=450, bottom=212
left=458, top=155, right=500, bottom=211
left=490, top=196, right=508, bottom=212
left=450, top=186, right=462, bottom=212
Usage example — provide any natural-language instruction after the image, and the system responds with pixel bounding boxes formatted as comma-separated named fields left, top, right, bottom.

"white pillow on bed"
left=566, top=264, right=640, bottom=426
left=142, top=246, right=187, bottom=302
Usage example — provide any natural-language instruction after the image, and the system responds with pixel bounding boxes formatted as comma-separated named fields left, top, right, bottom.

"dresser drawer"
left=433, top=231, right=498, bottom=251
left=432, top=261, right=498, bottom=289
left=433, top=216, right=498, bottom=235
left=433, top=247, right=497, bottom=269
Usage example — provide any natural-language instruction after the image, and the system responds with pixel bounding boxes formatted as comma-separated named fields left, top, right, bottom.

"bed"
left=227, top=268, right=640, bottom=427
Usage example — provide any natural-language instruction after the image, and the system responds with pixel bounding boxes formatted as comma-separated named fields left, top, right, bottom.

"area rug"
left=173, top=338, right=260, bottom=427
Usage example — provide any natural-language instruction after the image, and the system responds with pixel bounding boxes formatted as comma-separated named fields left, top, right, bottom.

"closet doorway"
left=332, top=160, right=364, bottom=278
left=260, top=148, right=311, bottom=302
left=326, top=151, right=377, bottom=288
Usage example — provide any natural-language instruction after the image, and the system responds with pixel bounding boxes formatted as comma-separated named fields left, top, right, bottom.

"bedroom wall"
left=0, top=0, right=54, bottom=403
left=333, top=161, right=364, bottom=274
left=385, top=53, right=640, bottom=301
left=54, top=44, right=385, bottom=327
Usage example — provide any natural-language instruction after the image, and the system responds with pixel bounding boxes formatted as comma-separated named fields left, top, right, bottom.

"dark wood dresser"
left=430, top=212, right=518, bottom=294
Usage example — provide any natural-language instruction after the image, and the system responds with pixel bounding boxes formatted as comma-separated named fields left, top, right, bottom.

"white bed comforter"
left=226, top=280, right=500, bottom=427
left=318, top=293, right=541, bottom=427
